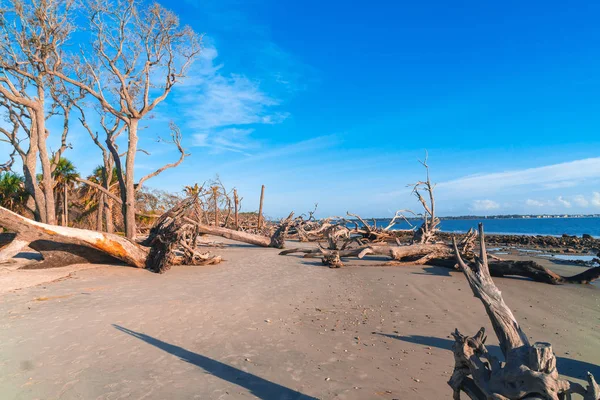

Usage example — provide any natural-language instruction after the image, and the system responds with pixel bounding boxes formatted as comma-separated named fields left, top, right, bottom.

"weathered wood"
left=233, top=189, right=239, bottom=229
left=0, top=233, right=29, bottom=263
left=1, top=197, right=223, bottom=273
left=449, top=223, right=599, bottom=400
left=0, top=206, right=148, bottom=267
left=23, top=240, right=121, bottom=269
left=184, top=211, right=294, bottom=249
left=322, top=250, right=343, bottom=268
left=257, top=184, right=265, bottom=230
left=279, top=230, right=600, bottom=285
left=186, top=218, right=272, bottom=247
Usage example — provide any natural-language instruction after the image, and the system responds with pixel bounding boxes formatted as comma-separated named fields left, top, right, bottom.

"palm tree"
left=52, top=158, right=79, bottom=226
left=183, top=183, right=201, bottom=196
left=0, top=172, right=27, bottom=213
left=80, top=165, right=120, bottom=232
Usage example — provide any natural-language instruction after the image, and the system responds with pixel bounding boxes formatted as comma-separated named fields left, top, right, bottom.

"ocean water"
left=368, top=217, right=600, bottom=238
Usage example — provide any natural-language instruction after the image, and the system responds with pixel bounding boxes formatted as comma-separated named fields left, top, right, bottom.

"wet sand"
left=0, top=240, right=598, bottom=399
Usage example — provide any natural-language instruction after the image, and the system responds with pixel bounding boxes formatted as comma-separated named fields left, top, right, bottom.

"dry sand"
left=0, top=239, right=598, bottom=399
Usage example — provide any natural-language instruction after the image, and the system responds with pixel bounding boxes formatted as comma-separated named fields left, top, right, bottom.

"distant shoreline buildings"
left=439, top=214, right=600, bottom=220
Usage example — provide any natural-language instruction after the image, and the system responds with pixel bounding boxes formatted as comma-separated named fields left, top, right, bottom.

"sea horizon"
left=347, top=216, right=600, bottom=238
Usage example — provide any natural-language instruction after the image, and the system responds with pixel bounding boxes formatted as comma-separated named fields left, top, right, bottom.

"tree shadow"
left=376, top=333, right=600, bottom=381
left=411, top=266, right=453, bottom=277
left=113, top=325, right=318, bottom=400
left=300, top=260, right=327, bottom=268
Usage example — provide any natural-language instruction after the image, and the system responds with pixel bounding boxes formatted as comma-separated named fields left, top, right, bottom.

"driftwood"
left=0, top=206, right=148, bottom=267
left=0, top=197, right=222, bottom=273
left=184, top=211, right=295, bottom=249
left=410, top=153, right=440, bottom=244
left=449, top=223, right=600, bottom=399
left=144, top=196, right=221, bottom=273
left=278, top=228, right=600, bottom=284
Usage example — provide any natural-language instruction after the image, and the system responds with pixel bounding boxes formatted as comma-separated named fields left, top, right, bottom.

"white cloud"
left=592, top=192, right=600, bottom=207
left=525, top=199, right=547, bottom=207
left=557, top=196, right=572, bottom=208
left=438, top=158, right=600, bottom=195
left=178, top=43, right=289, bottom=153
left=573, top=195, right=589, bottom=207
left=470, top=199, right=500, bottom=212
left=193, top=128, right=256, bottom=154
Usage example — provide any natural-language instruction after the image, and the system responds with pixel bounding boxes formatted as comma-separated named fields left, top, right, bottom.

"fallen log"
left=278, top=231, right=600, bottom=284
left=0, top=233, right=29, bottom=263
left=183, top=211, right=295, bottom=249
left=146, top=200, right=221, bottom=273
left=0, top=199, right=222, bottom=273
left=0, top=206, right=148, bottom=267
left=448, top=223, right=599, bottom=399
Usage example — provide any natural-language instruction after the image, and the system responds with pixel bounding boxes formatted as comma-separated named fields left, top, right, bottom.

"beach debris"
left=448, top=223, right=600, bottom=399
left=183, top=211, right=295, bottom=249
left=0, top=194, right=222, bottom=273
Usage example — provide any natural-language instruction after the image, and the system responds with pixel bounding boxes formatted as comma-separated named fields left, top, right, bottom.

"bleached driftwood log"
left=144, top=196, right=221, bottom=273
left=184, top=211, right=295, bottom=249
left=279, top=228, right=600, bottom=285
left=0, top=197, right=222, bottom=273
left=449, top=223, right=600, bottom=399
left=0, top=206, right=148, bottom=267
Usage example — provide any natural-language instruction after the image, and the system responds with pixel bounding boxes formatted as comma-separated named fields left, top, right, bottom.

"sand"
left=0, top=239, right=598, bottom=399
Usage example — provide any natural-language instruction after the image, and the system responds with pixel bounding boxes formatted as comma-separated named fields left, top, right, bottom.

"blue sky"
left=5, top=0, right=600, bottom=218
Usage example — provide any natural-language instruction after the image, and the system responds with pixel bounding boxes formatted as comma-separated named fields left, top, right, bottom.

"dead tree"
left=0, top=0, right=81, bottom=224
left=144, top=196, right=221, bottom=273
left=410, top=153, right=440, bottom=244
left=0, top=206, right=148, bottom=267
left=183, top=211, right=295, bottom=249
left=0, top=198, right=221, bottom=272
left=75, top=110, right=125, bottom=233
left=48, top=0, right=201, bottom=238
left=258, top=185, right=265, bottom=229
left=279, top=228, right=600, bottom=284
left=449, top=224, right=600, bottom=399
left=233, top=189, right=240, bottom=229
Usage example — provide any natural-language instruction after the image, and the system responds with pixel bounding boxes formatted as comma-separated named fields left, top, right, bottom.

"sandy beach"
left=0, top=239, right=598, bottom=400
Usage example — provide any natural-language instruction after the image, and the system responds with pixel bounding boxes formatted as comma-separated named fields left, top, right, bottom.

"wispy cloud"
left=439, top=157, right=600, bottom=195
left=470, top=199, right=500, bottom=212
left=178, top=43, right=289, bottom=153
left=557, top=196, right=572, bottom=208
left=524, top=193, right=600, bottom=211
left=525, top=199, right=548, bottom=207
left=219, top=134, right=340, bottom=169
left=572, top=195, right=589, bottom=207
left=193, top=128, right=257, bottom=155
left=593, top=192, right=600, bottom=207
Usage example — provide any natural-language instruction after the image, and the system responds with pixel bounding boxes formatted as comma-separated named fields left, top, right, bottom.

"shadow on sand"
left=377, top=333, right=600, bottom=381
left=411, top=266, right=453, bottom=277
left=113, top=325, right=318, bottom=400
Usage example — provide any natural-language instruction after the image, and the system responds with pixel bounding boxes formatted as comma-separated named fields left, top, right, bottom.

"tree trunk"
left=234, top=189, right=239, bottom=229
left=213, top=186, right=219, bottom=226
left=22, top=137, right=45, bottom=223
left=184, top=212, right=294, bottom=249
left=0, top=234, right=29, bottom=263
left=97, top=193, right=105, bottom=231
left=64, top=184, right=68, bottom=226
left=35, top=109, right=56, bottom=225
left=448, top=224, right=599, bottom=399
left=189, top=219, right=272, bottom=247
left=105, top=197, right=114, bottom=233
left=0, top=206, right=148, bottom=267
left=123, top=118, right=139, bottom=239
left=258, top=184, right=265, bottom=229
